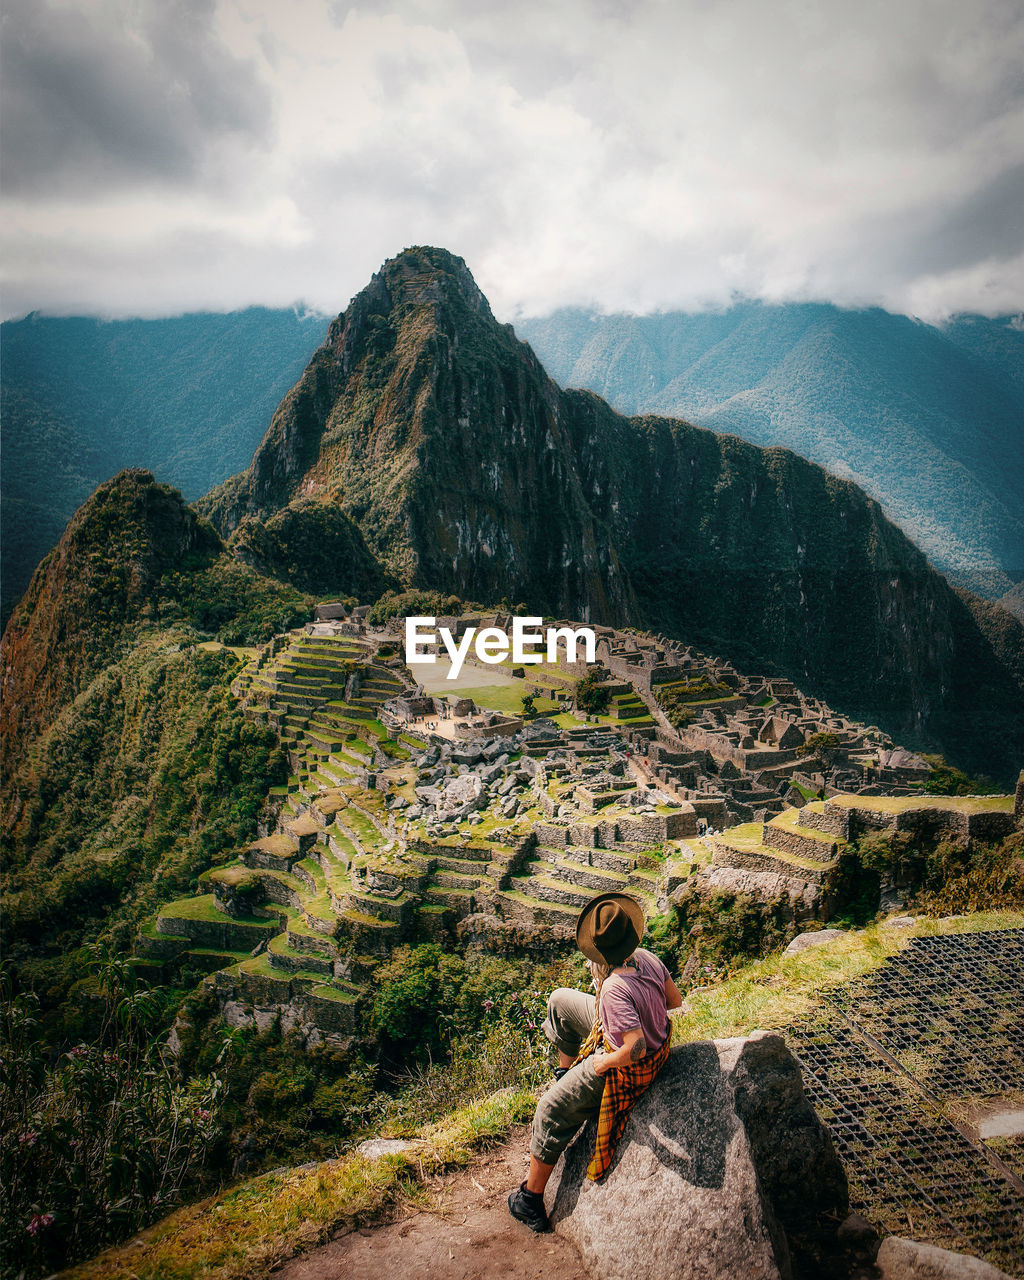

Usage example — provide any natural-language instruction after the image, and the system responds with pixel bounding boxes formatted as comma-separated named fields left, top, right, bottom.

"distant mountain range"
left=516, top=304, right=1024, bottom=604
left=3, top=295, right=1021, bottom=627
left=0, top=309, right=329, bottom=623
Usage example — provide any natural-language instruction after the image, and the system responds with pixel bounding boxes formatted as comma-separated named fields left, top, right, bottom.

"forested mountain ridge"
left=200, top=246, right=1024, bottom=781
left=516, top=304, right=1024, bottom=599
left=0, top=308, right=330, bottom=624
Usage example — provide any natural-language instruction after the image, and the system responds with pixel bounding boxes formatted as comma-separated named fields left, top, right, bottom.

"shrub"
left=669, top=885, right=794, bottom=971
left=575, top=670, right=610, bottom=715
left=0, top=951, right=221, bottom=1279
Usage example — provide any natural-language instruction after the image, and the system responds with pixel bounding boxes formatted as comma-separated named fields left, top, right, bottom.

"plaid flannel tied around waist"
left=572, top=1017, right=672, bottom=1181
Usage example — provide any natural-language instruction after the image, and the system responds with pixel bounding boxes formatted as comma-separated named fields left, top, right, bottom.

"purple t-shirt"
left=599, top=947, right=671, bottom=1051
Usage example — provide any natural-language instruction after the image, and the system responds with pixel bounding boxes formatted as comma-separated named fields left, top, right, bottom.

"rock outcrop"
left=546, top=1029, right=847, bottom=1280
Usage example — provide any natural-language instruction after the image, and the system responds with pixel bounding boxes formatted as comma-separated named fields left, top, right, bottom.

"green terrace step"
left=335, top=907, right=401, bottom=934
left=627, top=866, right=661, bottom=888
left=156, top=894, right=278, bottom=950
left=556, top=856, right=630, bottom=891
left=431, top=869, right=487, bottom=891
left=332, top=820, right=368, bottom=855
left=302, top=891, right=339, bottom=931
left=318, top=759, right=357, bottom=784
left=294, top=857, right=327, bottom=893
left=710, top=837, right=838, bottom=885
left=496, top=888, right=580, bottom=922
left=279, top=667, right=348, bottom=683
left=235, top=952, right=330, bottom=994
left=515, top=874, right=590, bottom=908
left=181, top=947, right=254, bottom=976
left=305, top=730, right=351, bottom=752
left=402, top=852, right=434, bottom=875
left=271, top=687, right=328, bottom=704
left=245, top=832, right=302, bottom=865
left=243, top=866, right=307, bottom=907
left=287, top=915, right=342, bottom=957
left=343, top=809, right=386, bottom=845
left=432, top=852, right=497, bottom=876
left=267, top=932, right=335, bottom=975
left=763, top=808, right=841, bottom=862
left=310, top=978, right=364, bottom=1002
left=326, top=826, right=358, bottom=860
left=344, top=888, right=415, bottom=922
left=338, top=704, right=376, bottom=720
left=135, top=920, right=190, bottom=960
left=422, top=886, right=478, bottom=913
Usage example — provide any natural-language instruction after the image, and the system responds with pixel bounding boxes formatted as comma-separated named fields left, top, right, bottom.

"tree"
left=797, top=732, right=842, bottom=777
left=520, top=693, right=536, bottom=718
left=575, top=670, right=610, bottom=715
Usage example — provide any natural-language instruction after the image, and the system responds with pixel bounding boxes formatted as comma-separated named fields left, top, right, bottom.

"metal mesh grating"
left=787, top=930, right=1024, bottom=1275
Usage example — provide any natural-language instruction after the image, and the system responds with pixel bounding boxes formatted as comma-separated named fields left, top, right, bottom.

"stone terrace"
left=134, top=614, right=1012, bottom=1046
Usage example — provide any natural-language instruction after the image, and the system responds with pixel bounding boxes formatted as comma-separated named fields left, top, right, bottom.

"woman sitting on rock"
left=508, top=892, right=683, bottom=1233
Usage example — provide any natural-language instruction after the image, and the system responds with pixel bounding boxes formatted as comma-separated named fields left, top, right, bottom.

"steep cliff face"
left=559, top=390, right=1024, bottom=766
left=200, top=247, right=1024, bottom=779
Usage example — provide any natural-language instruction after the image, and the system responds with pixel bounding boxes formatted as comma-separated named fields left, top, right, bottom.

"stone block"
left=875, top=1236, right=1014, bottom=1279
left=547, top=1031, right=847, bottom=1280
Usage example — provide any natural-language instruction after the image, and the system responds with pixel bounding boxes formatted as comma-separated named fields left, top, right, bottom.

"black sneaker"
left=508, top=1182, right=551, bottom=1233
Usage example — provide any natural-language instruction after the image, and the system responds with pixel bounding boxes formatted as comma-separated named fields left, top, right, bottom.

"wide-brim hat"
left=576, top=892, right=645, bottom=965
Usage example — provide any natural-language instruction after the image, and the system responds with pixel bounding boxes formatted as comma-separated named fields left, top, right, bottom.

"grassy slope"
left=63, top=910, right=1024, bottom=1280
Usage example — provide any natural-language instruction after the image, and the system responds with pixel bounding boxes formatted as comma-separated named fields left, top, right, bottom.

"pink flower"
left=482, top=999, right=494, bottom=1010
left=26, top=1213, right=55, bottom=1235
left=196, top=1109, right=212, bottom=1122
left=18, top=1129, right=38, bottom=1147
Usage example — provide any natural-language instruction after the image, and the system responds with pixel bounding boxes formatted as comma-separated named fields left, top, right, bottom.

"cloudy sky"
left=2, top=0, right=1023, bottom=322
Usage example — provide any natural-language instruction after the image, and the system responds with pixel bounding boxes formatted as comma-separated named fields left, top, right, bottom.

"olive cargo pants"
left=532, top=987, right=605, bottom=1165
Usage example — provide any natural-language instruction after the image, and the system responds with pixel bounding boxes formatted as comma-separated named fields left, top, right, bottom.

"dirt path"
left=273, top=1125, right=590, bottom=1280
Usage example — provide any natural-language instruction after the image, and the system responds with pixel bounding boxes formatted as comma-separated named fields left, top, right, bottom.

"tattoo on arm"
left=629, top=1035, right=647, bottom=1062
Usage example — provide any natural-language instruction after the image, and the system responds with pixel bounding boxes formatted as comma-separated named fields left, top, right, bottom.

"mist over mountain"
left=199, top=247, right=1024, bottom=782
left=0, top=308, right=330, bottom=623
left=516, top=304, right=1024, bottom=599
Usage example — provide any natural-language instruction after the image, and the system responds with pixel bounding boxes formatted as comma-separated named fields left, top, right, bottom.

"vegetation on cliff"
left=0, top=471, right=316, bottom=1033
left=1, top=630, right=287, bottom=1034
left=1, top=953, right=221, bottom=1279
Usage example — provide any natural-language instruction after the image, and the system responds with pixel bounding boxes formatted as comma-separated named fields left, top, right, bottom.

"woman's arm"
left=665, top=976, right=683, bottom=1011
left=593, top=1026, right=647, bottom=1074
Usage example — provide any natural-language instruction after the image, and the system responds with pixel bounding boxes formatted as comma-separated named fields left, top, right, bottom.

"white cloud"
left=2, top=0, right=1022, bottom=320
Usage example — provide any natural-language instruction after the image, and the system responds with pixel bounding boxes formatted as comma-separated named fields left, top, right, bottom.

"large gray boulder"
left=546, top=1030, right=847, bottom=1280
